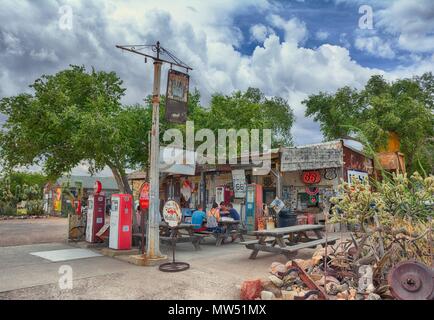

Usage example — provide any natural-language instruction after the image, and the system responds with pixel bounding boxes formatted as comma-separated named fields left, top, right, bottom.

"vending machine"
left=245, top=184, right=263, bottom=232
left=85, top=194, right=106, bottom=243
left=109, top=194, right=133, bottom=250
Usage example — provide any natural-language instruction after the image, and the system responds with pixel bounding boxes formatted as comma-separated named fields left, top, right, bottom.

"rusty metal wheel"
left=159, top=262, right=190, bottom=272
left=388, top=260, right=433, bottom=300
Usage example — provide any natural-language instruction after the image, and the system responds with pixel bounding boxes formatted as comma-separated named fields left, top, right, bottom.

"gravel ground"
left=0, top=217, right=68, bottom=247
left=0, top=218, right=327, bottom=300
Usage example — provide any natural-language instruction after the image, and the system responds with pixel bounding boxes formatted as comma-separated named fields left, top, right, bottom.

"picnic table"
left=241, top=224, right=339, bottom=259
left=159, top=222, right=202, bottom=250
left=194, top=219, right=245, bottom=247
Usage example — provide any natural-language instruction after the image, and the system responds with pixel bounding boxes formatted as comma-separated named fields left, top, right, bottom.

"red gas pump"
left=85, top=193, right=106, bottom=243
left=109, top=194, right=133, bottom=250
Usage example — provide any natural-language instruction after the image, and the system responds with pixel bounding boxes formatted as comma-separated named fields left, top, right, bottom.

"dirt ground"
left=0, top=218, right=325, bottom=300
left=0, top=217, right=68, bottom=246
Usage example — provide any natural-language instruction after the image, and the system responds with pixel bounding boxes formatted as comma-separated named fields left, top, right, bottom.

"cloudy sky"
left=1, top=0, right=433, bottom=176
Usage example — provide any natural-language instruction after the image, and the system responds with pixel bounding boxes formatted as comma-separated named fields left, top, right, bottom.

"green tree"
left=303, top=73, right=434, bottom=173
left=1, top=66, right=294, bottom=196
left=147, top=87, right=294, bottom=153
left=0, top=65, right=150, bottom=194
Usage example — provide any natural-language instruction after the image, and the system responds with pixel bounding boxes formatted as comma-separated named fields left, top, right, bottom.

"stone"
left=281, top=290, right=297, bottom=300
left=240, top=279, right=262, bottom=300
left=337, top=283, right=349, bottom=293
left=269, top=262, right=287, bottom=277
left=325, top=282, right=340, bottom=295
left=313, top=248, right=326, bottom=257
left=292, top=259, right=313, bottom=270
left=268, top=275, right=284, bottom=287
left=309, top=273, right=323, bottom=282
left=312, top=256, right=323, bottom=265
left=282, top=272, right=299, bottom=285
left=358, top=265, right=375, bottom=294
left=336, top=291, right=349, bottom=300
left=261, top=291, right=275, bottom=300
left=367, top=293, right=381, bottom=300
left=305, top=294, right=319, bottom=300
left=355, top=294, right=365, bottom=300
left=261, top=280, right=282, bottom=298
left=316, top=275, right=340, bottom=286
left=348, top=288, right=357, bottom=300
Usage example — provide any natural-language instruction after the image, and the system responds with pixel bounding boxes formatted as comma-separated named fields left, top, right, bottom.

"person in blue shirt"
left=227, top=203, right=240, bottom=220
left=191, top=205, right=207, bottom=232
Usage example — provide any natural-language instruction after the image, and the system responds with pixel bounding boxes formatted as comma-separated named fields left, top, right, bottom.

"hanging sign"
left=347, top=170, right=369, bottom=185
left=139, top=182, right=150, bottom=210
left=165, top=69, right=190, bottom=124
left=162, top=200, right=182, bottom=227
left=232, top=169, right=247, bottom=198
left=270, top=198, right=285, bottom=214
left=324, top=168, right=337, bottom=180
left=181, top=180, right=192, bottom=201
left=309, top=196, right=318, bottom=205
left=306, top=187, right=319, bottom=196
left=302, top=170, right=321, bottom=184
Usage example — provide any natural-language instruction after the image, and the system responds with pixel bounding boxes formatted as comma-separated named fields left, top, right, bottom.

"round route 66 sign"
left=162, top=200, right=182, bottom=227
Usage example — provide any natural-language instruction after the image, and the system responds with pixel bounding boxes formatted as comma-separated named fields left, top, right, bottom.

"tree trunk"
left=109, top=165, right=132, bottom=195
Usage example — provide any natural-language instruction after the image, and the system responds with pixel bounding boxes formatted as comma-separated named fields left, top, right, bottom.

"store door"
left=263, top=188, right=276, bottom=205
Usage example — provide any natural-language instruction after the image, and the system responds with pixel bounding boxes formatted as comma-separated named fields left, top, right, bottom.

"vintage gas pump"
left=85, top=182, right=106, bottom=243
left=245, top=183, right=263, bottom=232
left=109, top=194, right=133, bottom=250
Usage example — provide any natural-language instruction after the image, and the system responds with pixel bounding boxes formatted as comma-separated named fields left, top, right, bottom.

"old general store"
left=128, top=139, right=374, bottom=230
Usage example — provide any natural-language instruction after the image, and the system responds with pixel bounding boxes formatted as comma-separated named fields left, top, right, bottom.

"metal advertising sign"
left=139, top=182, right=150, bottom=210
left=281, top=146, right=343, bottom=172
left=165, top=69, right=189, bottom=124
left=324, top=168, right=337, bottom=180
left=162, top=200, right=182, bottom=227
left=302, top=170, right=321, bottom=184
left=347, top=170, right=369, bottom=185
left=232, top=169, right=247, bottom=198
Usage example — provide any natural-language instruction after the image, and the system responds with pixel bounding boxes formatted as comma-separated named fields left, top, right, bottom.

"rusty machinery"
left=387, top=260, right=433, bottom=300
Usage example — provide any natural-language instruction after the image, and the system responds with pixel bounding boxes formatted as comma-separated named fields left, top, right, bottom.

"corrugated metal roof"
left=56, top=175, right=119, bottom=190
left=127, top=171, right=147, bottom=180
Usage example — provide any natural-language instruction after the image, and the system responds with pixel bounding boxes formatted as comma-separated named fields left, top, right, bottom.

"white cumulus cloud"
left=355, top=36, right=395, bottom=59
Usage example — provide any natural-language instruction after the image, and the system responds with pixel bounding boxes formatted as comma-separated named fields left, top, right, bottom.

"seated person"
left=227, top=203, right=240, bottom=221
left=191, top=206, right=207, bottom=232
left=206, top=202, right=222, bottom=233
left=219, top=202, right=229, bottom=216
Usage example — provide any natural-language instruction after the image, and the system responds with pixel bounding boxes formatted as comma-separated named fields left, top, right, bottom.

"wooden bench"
left=193, top=231, right=226, bottom=246
left=244, top=235, right=340, bottom=259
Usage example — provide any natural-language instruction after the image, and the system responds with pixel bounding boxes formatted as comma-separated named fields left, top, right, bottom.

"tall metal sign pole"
left=116, top=42, right=192, bottom=262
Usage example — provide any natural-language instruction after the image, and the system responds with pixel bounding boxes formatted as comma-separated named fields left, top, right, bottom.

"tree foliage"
left=0, top=172, right=46, bottom=215
left=146, top=87, right=295, bottom=154
left=203, top=88, right=294, bottom=147
left=1, top=66, right=294, bottom=195
left=303, top=73, right=434, bottom=173
left=0, top=65, right=150, bottom=193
